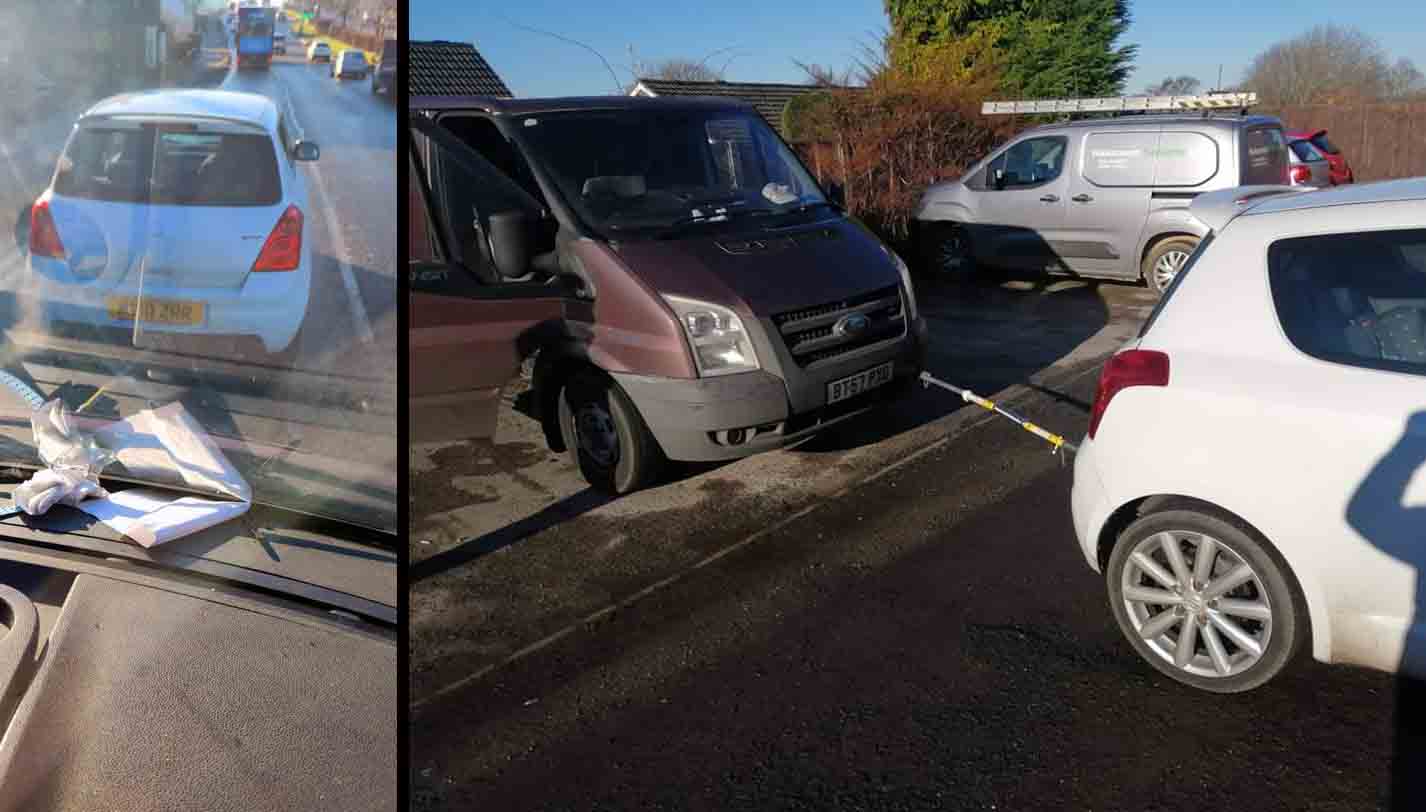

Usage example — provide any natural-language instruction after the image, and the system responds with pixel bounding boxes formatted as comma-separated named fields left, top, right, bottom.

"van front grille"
left=771, top=285, right=905, bottom=367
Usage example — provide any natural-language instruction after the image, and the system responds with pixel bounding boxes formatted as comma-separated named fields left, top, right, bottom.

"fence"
left=1264, top=102, right=1426, bottom=182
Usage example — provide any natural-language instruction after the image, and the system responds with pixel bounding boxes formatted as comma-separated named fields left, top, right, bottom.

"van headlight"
left=662, top=295, right=761, bottom=377
left=884, top=246, right=918, bottom=319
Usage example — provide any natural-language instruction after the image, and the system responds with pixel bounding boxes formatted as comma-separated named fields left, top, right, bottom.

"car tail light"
left=1087, top=350, right=1170, bottom=439
left=1289, top=165, right=1311, bottom=184
left=28, top=199, right=65, bottom=260
left=252, top=205, right=302, bottom=272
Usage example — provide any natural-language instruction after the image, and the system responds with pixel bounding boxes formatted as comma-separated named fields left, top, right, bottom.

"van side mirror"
left=292, top=140, right=319, bottom=162
left=826, top=182, right=846, bottom=208
left=993, top=168, right=1007, bottom=190
left=488, top=211, right=531, bottom=280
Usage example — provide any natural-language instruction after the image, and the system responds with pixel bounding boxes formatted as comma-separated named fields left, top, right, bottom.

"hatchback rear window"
left=1268, top=229, right=1426, bottom=377
left=1288, top=140, right=1322, bottom=162
left=54, top=125, right=280, bottom=206
left=1309, top=133, right=1339, bottom=155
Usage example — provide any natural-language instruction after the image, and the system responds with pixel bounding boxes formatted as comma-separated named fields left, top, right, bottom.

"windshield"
left=512, top=109, right=827, bottom=236
left=2, top=3, right=397, bottom=537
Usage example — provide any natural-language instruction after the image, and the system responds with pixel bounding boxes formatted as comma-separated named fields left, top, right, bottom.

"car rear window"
left=1241, top=126, right=1288, bottom=185
left=1268, top=228, right=1426, bottom=377
left=54, top=125, right=280, bottom=206
left=1288, top=140, right=1322, bottom=162
left=1309, top=133, right=1339, bottom=155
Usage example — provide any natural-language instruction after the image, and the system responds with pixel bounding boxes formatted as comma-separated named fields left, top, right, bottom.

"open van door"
left=407, top=123, right=569, bottom=444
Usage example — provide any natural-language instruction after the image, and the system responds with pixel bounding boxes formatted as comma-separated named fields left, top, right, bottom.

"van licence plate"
left=827, top=362, right=894, bottom=405
left=105, top=296, right=204, bottom=326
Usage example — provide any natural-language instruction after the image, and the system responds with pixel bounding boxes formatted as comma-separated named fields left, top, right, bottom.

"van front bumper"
left=613, top=317, right=927, bottom=462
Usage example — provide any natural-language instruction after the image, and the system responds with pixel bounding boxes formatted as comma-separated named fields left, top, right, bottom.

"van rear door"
left=1240, top=125, right=1289, bottom=185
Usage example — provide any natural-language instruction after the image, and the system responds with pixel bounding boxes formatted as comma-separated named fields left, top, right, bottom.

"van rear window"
left=1241, top=127, right=1288, bottom=185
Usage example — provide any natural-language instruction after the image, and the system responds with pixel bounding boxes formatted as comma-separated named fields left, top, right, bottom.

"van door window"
left=439, top=115, right=545, bottom=205
left=411, top=122, right=549, bottom=284
left=1154, top=131, right=1218, bottom=186
left=1081, top=131, right=1158, bottom=187
left=407, top=147, right=443, bottom=265
left=992, top=136, right=1067, bottom=189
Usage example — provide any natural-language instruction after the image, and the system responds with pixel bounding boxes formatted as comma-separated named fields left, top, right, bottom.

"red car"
left=1287, top=129, right=1353, bottom=185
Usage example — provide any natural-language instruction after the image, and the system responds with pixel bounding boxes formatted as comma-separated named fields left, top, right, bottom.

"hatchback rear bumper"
left=25, top=258, right=311, bottom=354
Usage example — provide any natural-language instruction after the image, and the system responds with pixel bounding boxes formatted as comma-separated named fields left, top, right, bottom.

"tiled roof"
left=409, top=40, right=512, bottom=98
left=633, top=79, right=832, bottom=135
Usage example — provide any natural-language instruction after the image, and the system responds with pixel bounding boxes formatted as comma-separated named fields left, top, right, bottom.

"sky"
left=411, top=0, right=1426, bottom=99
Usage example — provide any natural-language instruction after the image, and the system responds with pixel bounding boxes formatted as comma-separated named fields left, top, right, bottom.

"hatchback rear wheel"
left=1106, top=507, right=1306, bottom=693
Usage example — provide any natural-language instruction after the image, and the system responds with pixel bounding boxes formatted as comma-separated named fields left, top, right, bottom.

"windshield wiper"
left=654, top=207, right=775, bottom=239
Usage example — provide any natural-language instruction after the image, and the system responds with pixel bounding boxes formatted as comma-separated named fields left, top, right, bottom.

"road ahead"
left=0, top=24, right=397, bottom=531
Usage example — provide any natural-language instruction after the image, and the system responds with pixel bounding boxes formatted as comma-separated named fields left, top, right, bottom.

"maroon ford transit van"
left=409, top=95, right=928, bottom=493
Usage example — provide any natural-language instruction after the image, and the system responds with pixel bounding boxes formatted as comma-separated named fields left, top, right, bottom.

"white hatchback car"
left=1072, top=180, right=1426, bottom=693
left=25, top=89, right=319, bottom=356
left=308, top=40, right=331, bottom=62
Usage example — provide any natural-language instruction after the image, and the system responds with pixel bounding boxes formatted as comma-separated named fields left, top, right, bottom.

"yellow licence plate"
left=105, top=297, right=205, bottom=326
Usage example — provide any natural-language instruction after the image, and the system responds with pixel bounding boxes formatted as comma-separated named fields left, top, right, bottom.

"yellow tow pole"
left=920, top=372, right=1078, bottom=456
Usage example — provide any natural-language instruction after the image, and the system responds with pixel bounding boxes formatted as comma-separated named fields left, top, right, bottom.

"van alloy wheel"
left=1152, top=249, right=1191, bottom=290
left=1121, top=530, right=1273, bottom=679
left=927, top=223, right=975, bottom=279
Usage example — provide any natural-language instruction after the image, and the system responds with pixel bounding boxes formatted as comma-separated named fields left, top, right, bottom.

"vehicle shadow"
left=1346, top=410, right=1426, bottom=811
left=410, top=486, right=615, bottom=583
left=793, top=273, right=1115, bottom=454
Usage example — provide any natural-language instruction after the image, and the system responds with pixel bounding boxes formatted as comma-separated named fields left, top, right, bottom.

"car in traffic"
left=1287, top=137, right=1330, bottom=187
left=23, top=89, right=320, bottom=359
left=1071, top=179, right=1426, bottom=693
left=307, top=40, right=331, bottom=62
left=408, top=93, right=928, bottom=493
left=273, top=31, right=287, bottom=54
left=371, top=38, right=397, bottom=96
left=1287, top=128, right=1353, bottom=185
left=332, top=49, right=368, bottom=80
left=912, top=97, right=1289, bottom=295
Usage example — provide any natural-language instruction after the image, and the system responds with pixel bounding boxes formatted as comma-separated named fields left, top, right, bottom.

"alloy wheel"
left=1152, top=249, right=1191, bottom=290
left=1121, top=530, right=1273, bottom=679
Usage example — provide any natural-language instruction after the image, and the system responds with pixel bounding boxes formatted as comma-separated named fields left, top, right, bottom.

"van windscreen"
left=512, top=109, right=826, bottom=237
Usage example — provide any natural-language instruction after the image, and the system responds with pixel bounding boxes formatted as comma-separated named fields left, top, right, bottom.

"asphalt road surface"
left=0, top=24, right=396, bottom=531
left=412, top=278, right=1420, bottom=810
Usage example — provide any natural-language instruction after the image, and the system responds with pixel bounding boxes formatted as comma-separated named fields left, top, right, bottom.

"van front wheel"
left=558, top=370, right=665, bottom=494
left=1142, top=237, right=1199, bottom=296
left=922, top=222, right=978, bottom=280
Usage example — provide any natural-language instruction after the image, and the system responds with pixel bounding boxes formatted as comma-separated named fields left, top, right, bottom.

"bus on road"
left=236, top=6, right=275, bottom=69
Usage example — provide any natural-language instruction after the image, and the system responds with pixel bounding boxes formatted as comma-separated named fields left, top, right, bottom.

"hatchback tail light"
left=1289, top=165, right=1311, bottom=184
left=28, top=199, right=65, bottom=260
left=252, top=205, right=303, bottom=272
left=1087, top=350, right=1170, bottom=439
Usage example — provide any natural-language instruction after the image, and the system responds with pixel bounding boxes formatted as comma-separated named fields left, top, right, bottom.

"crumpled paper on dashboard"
left=13, top=401, right=115, bottom=515
left=13, top=400, right=251, bottom=548
left=83, top=402, right=252, bottom=547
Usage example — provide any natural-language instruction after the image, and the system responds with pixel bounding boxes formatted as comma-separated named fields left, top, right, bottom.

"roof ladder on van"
left=981, top=92, right=1258, bottom=118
